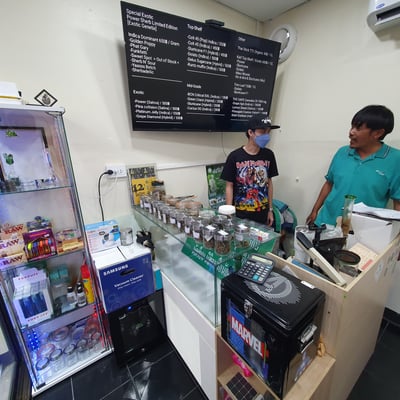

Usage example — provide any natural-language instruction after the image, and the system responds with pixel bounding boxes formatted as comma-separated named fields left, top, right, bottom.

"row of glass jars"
left=139, top=196, right=252, bottom=255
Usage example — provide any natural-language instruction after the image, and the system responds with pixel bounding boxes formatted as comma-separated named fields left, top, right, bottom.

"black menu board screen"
left=121, top=2, right=281, bottom=131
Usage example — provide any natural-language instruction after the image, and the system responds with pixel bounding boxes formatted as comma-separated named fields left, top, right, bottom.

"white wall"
left=0, top=0, right=255, bottom=224
left=1, top=0, right=400, bottom=227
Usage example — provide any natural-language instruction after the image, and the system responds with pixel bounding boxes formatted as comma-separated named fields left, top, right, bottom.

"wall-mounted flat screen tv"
left=121, top=2, right=281, bottom=132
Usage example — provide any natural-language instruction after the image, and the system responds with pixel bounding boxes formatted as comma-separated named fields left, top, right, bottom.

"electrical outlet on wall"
left=105, top=164, right=127, bottom=178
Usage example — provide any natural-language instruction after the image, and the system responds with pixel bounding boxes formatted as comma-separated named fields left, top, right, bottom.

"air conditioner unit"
left=367, top=0, right=400, bottom=31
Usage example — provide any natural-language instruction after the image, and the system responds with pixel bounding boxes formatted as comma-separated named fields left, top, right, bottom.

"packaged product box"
left=0, top=252, right=28, bottom=270
left=23, top=228, right=57, bottom=261
left=92, top=243, right=154, bottom=313
left=85, top=220, right=121, bottom=254
left=13, top=268, right=53, bottom=327
left=0, top=236, right=25, bottom=257
left=0, top=223, right=27, bottom=240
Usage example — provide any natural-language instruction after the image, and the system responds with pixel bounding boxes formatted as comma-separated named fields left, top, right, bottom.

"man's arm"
left=225, top=181, right=234, bottom=205
left=393, top=199, right=400, bottom=211
left=306, top=180, right=333, bottom=225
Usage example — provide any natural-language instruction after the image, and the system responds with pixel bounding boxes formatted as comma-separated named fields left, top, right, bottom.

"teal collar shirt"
left=315, top=143, right=400, bottom=226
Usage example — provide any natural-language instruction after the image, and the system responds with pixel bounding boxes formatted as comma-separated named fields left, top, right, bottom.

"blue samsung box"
left=92, top=243, right=154, bottom=313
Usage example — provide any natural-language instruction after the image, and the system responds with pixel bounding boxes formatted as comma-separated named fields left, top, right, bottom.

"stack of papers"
left=352, top=202, right=400, bottom=221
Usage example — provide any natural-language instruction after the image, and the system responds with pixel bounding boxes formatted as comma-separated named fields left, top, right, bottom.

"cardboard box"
left=13, top=268, right=53, bottom=327
left=85, top=220, right=121, bottom=253
left=92, top=243, right=154, bottom=313
left=351, top=213, right=400, bottom=253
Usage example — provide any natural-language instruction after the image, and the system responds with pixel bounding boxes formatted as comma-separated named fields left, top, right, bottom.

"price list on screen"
left=121, top=2, right=280, bottom=131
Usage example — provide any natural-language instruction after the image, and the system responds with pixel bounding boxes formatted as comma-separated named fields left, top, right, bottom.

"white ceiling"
left=214, top=0, right=308, bottom=21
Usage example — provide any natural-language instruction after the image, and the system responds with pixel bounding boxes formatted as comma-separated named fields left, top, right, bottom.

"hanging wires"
left=97, top=170, right=113, bottom=221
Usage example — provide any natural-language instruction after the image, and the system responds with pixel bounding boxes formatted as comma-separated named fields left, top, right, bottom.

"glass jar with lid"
left=234, top=223, right=250, bottom=249
left=142, top=195, right=152, bottom=213
left=184, top=215, right=196, bottom=237
left=214, top=229, right=232, bottom=255
left=222, top=218, right=235, bottom=235
left=202, top=224, right=217, bottom=249
left=218, top=205, right=236, bottom=219
left=161, top=206, right=171, bottom=224
left=192, top=218, right=204, bottom=242
left=169, top=208, right=178, bottom=225
left=49, top=348, right=64, bottom=373
left=151, top=180, right=166, bottom=201
left=212, top=214, right=228, bottom=229
left=176, top=211, right=186, bottom=232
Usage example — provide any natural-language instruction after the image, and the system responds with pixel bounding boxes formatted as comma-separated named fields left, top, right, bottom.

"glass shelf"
left=133, top=206, right=280, bottom=326
left=0, top=104, right=111, bottom=394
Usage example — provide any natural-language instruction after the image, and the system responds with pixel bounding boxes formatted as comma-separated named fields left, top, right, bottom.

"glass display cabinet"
left=132, top=205, right=280, bottom=399
left=0, top=104, right=111, bottom=396
left=132, top=205, right=280, bottom=326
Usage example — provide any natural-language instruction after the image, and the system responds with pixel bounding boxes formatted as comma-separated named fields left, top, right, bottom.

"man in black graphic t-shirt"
left=221, top=114, right=279, bottom=225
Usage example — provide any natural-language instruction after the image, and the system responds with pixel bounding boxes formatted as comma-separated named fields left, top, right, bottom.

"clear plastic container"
left=184, top=216, right=196, bottom=237
left=161, top=206, right=171, bottom=224
left=212, top=214, right=228, bottom=229
left=169, top=208, right=178, bottom=225
left=176, top=211, right=186, bottom=233
left=151, top=180, right=166, bottom=201
left=63, top=343, right=77, bottom=367
left=222, top=218, right=235, bottom=235
left=142, top=195, right=152, bottom=212
left=76, top=338, right=89, bottom=361
left=36, top=357, right=52, bottom=383
left=218, top=205, right=236, bottom=218
left=203, top=224, right=217, bottom=249
left=49, top=348, right=64, bottom=373
left=192, top=218, right=204, bottom=242
left=214, top=229, right=232, bottom=255
left=235, top=223, right=250, bottom=249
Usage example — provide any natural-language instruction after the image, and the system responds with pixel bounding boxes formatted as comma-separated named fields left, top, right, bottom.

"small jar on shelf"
left=214, top=229, right=232, bottom=255
left=234, top=223, right=250, bottom=249
left=192, top=218, right=204, bottom=242
left=176, top=211, right=186, bottom=233
left=203, top=224, right=217, bottom=249
left=184, top=215, right=196, bottom=237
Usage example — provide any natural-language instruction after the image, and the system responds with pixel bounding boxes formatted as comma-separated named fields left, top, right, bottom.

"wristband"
left=269, top=208, right=273, bottom=212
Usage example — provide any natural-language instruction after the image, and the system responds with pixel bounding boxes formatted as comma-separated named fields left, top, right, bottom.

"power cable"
left=98, top=170, right=113, bottom=221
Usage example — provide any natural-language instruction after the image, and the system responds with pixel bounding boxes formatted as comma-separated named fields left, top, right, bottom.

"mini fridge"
left=221, top=267, right=325, bottom=399
left=107, top=289, right=167, bottom=365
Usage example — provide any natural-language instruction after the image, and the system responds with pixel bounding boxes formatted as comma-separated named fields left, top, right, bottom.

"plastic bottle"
left=80, top=263, right=95, bottom=304
left=66, top=286, right=77, bottom=308
left=76, top=282, right=87, bottom=307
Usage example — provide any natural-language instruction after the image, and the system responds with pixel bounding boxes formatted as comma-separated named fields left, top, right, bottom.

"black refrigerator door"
left=0, top=293, right=31, bottom=400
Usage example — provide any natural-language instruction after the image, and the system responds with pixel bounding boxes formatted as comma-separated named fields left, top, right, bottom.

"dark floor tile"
left=72, top=354, right=131, bottom=400
left=35, top=378, right=73, bottom=400
left=182, top=387, right=209, bottom=400
left=131, top=350, right=198, bottom=400
left=348, top=368, right=400, bottom=400
left=127, top=339, right=174, bottom=376
left=379, top=322, right=400, bottom=351
left=101, top=380, right=139, bottom=400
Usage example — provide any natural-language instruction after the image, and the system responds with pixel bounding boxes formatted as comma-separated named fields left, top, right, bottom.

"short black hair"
left=351, top=105, right=394, bottom=139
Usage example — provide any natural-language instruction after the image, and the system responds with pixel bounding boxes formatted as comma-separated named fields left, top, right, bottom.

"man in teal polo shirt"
left=307, top=105, right=400, bottom=227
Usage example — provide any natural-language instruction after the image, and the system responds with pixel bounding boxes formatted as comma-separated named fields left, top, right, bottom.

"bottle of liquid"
left=76, top=283, right=87, bottom=307
left=66, top=286, right=77, bottom=308
left=341, top=194, right=356, bottom=236
left=80, top=263, right=95, bottom=304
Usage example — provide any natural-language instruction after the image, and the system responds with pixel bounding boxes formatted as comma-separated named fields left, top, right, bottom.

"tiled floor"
left=35, top=311, right=400, bottom=400
left=348, top=309, right=400, bottom=399
left=35, top=338, right=208, bottom=400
